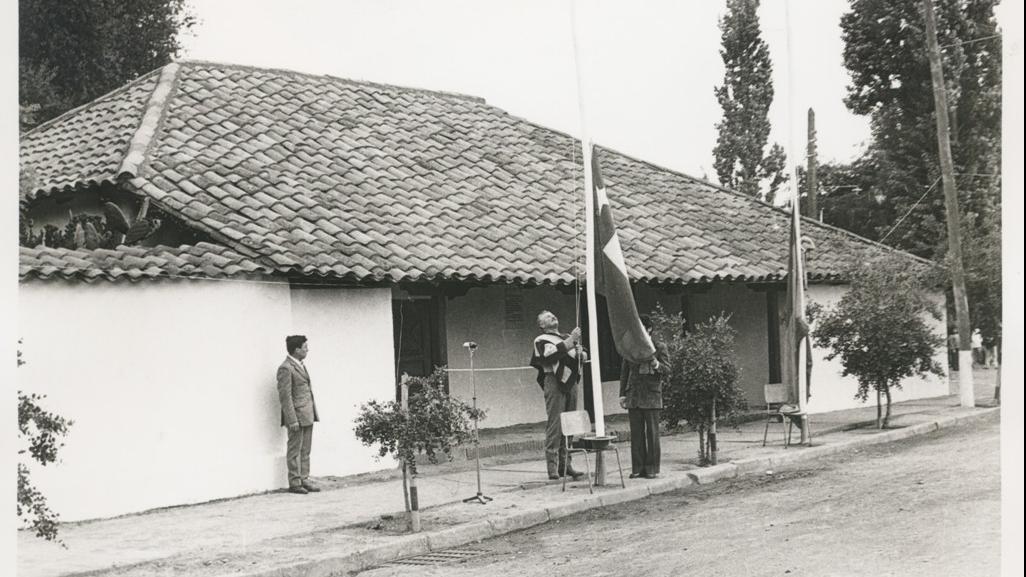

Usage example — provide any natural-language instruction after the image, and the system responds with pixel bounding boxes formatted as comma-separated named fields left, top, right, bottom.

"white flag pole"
left=570, top=0, right=606, bottom=439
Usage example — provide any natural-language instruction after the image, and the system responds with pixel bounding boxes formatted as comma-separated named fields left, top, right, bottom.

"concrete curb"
left=239, top=407, right=999, bottom=577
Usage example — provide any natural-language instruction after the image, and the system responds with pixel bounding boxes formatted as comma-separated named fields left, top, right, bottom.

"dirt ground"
left=359, top=412, right=1001, bottom=577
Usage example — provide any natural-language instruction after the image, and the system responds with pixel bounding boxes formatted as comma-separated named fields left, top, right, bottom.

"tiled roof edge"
left=18, top=243, right=278, bottom=283
left=19, top=67, right=164, bottom=138
left=117, top=63, right=182, bottom=178
left=796, top=217, right=941, bottom=268
left=177, top=59, right=488, bottom=104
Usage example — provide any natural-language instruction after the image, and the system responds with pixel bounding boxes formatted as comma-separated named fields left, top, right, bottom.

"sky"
left=182, top=0, right=872, bottom=192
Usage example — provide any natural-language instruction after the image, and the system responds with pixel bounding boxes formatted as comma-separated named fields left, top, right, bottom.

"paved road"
left=359, top=412, right=1001, bottom=577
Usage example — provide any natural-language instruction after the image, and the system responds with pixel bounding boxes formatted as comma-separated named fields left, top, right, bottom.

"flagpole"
left=570, top=0, right=607, bottom=441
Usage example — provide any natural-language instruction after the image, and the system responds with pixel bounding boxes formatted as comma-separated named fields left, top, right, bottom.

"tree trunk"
left=698, top=428, right=707, bottom=464
left=883, top=387, right=893, bottom=429
left=710, top=399, right=719, bottom=465
left=407, top=457, right=421, bottom=533
left=876, top=387, right=883, bottom=429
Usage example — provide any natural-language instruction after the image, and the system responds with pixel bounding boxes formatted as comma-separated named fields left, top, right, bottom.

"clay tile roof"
left=19, top=61, right=932, bottom=285
left=19, top=243, right=272, bottom=283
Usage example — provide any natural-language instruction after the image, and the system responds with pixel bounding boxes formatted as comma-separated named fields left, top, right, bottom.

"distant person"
left=971, top=329, right=984, bottom=367
left=530, top=310, right=586, bottom=481
left=619, top=315, right=669, bottom=479
left=277, top=335, right=320, bottom=494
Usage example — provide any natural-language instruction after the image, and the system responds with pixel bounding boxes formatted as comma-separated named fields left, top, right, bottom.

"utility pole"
left=806, top=108, right=818, bottom=220
left=922, top=0, right=974, bottom=407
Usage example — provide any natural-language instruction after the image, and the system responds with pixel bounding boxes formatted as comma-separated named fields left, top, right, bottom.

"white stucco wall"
left=446, top=285, right=686, bottom=428
left=17, top=280, right=395, bottom=521
left=688, top=284, right=772, bottom=405
left=440, top=281, right=950, bottom=429
left=445, top=285, right=572, bottom=428
left=287, top=288, right=396, bottom=477
left=804, top=284, right=950, bottom=413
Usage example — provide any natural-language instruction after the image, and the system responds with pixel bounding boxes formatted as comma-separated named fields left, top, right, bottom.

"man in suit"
left=277, top=335, right=320, bottom=494
left=618, top=315, right=670, bottom=479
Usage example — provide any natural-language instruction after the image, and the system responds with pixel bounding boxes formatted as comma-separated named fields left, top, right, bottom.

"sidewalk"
left=17, top=371, right=1000, bottom=577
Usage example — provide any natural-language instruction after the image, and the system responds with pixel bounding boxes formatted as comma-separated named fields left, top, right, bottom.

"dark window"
left=766, top=289, right=781, bottom=384
left=392, top=295, right=447, bottom=399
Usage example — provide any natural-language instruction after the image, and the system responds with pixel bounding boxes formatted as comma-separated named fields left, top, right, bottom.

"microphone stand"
left=462, top=342, right=492, bottom=505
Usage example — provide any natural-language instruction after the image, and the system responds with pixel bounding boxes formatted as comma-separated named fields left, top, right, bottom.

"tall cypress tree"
left=712, top=0, right=787, bottom=202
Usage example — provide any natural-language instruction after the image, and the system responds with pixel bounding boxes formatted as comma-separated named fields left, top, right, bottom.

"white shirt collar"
left=288, top=354, right=305, bottom=367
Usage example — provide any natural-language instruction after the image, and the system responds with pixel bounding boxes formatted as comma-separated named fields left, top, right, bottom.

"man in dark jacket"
left=618, top=315, right=669, bottom=479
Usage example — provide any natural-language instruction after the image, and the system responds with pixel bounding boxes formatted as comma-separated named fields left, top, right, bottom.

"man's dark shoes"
left=548, top=474, right=560, bottom=480
left=629, top=473, right=643, bottom=479
left=302, top=482, right=321, bottom=493
left=288, top=485, right=308, bottom=495
left=565, top=468, right=585, bottom=481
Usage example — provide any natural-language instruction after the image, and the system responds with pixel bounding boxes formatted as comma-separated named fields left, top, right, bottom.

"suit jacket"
left=277, top=357, right=319, bottom=427
left=619, top=340, right=670, bottom=410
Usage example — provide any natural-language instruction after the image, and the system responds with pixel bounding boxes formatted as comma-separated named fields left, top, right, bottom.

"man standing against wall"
left=278, top=335, right=320, bottom=494
left=530, top=311, right=586, bottom=481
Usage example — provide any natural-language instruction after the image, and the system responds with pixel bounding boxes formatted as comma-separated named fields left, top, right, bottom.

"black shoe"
left=302, top=482, right=321, bottom=493
left=288, top=485, right=308, bottom=494
left=629, top=473, right=643, bottom=479
left=643, top=473, right=659, bottom=479
left=548, top=474, right=560, bottom=480
left=565, top=470, right=585, bottom=481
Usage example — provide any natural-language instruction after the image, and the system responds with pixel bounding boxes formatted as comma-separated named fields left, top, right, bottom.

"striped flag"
left=592, top=147, right=655, bottom=364
left=781, top=199, right=813, bottom=402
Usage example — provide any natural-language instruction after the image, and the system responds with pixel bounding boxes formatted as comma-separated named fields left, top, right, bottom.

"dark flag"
left=781, top=199, right=813, bottom=402
left=592, top=147, right=655, bottom=364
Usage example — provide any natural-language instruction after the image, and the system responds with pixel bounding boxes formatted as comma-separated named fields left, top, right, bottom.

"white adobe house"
left=18, top=61, right=949, bottom=521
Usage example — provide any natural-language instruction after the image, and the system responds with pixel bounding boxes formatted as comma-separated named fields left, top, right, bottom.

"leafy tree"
left=797, top=158, right=892, bottom=240
left=653, top=309, right=747, bottom=465
left=354, top=367, right=483, bottom=506
left=712, top=0, right=788, bottom=202
left=837, top=0, right=1001, bottom=346
left=19, top=0, right=195, bottom=131
left=17, top=347, right=74, bottom=544
left=959, top=209, right=1001, bottom=351
left=812, top=257, right=945, bottom=428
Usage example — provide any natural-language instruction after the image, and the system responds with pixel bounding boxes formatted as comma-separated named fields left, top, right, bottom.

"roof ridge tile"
left=118, top=63, right=182, bottom=178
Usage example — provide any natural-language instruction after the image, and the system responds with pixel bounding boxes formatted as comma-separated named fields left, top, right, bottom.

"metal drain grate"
left=385, top=547, right=489, bottom=567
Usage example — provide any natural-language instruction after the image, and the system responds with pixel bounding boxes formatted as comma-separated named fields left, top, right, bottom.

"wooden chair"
left=559, top=410, right=626, bottom=493
left=762, top=383, right=812, bottom=448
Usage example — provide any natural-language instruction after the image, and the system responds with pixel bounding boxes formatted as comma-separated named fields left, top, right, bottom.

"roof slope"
left=20, top=61, right=926, bottom=285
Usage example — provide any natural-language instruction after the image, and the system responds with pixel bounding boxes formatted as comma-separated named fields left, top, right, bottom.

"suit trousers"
left=286, top=424, right=314, bottom=487
left=543, top=375, right=577, bottom=476
left=628, top=408, right=661, bottom=475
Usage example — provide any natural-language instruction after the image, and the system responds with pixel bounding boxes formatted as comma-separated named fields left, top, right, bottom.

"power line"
left=938, top=32, right=1002, bottom=50
left=878, top=174, right=939, bottom=243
